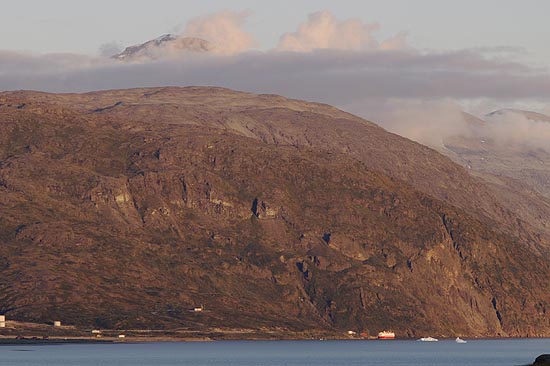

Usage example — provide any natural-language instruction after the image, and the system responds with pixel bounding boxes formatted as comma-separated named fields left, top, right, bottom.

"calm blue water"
left=0, top=339, right=548, bottom=366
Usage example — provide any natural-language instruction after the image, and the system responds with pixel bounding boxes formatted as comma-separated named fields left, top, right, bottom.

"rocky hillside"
left=0, top=87, right=549, bottom=337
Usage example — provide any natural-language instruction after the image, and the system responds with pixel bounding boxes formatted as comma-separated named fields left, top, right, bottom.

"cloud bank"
left=182, top=11, right=254, bottom=55
left=483, top=110, right=550, bottom=152
left=276, top=11, right=407, bottom=52
left=344, top=98, right=473, bottom=148
left=1, top=10, right=550, bottom=151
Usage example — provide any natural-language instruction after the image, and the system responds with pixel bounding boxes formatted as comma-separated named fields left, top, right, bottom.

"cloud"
left=343, top=97, right=550, bottom=153
left=483, top=110, right=550, bottom=151
left=182, top=10, right=255, bottom=55
left=276, top=11, right=407, bottom=52
left=0, top=50, right=102, bottom=76
left=342, top=98, right=472, bottom=148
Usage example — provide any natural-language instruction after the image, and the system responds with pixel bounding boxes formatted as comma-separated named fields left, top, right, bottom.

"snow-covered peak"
left=113, top=35, right=213, bottom=62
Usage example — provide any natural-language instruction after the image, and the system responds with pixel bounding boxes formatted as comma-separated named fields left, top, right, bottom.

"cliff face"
left=0, top=87, right=549, bottom=337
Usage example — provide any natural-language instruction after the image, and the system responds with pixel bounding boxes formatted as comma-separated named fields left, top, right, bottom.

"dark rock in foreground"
left=533, top=355, right=550, bottom=366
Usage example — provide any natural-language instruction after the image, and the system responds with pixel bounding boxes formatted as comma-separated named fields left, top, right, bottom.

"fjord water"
left=1, top=339, right=548, bottom=366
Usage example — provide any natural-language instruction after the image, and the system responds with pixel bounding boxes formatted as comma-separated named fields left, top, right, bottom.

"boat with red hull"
left=377, top=331, right=395, bottom=339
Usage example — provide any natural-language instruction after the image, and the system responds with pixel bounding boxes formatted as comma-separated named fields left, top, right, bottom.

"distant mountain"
left=112, top=34, right=212, bottom=62
left=442, top=109, right=550, bottom=201
left=1, top=87, right=550, bottom=337
left=486, top=108, right=550, bottom=123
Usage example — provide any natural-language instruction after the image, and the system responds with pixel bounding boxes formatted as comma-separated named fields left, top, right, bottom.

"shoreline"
left=2, top=334, right=550, bottom=345
left=2, top=321, right=549, bottom=344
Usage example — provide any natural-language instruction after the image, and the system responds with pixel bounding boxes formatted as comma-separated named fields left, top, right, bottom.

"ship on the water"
left=377, top=331, right=396, bottom=339
left=417, top=337, right=439, bottom=342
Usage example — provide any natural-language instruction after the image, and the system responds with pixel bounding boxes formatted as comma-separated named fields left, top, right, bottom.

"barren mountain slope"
left=0, top=88, right=549, bottom=337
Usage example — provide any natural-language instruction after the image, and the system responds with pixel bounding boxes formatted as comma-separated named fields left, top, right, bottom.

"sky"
left=2, top=0, right=550, bottom=149
left=2, top=0, right=550, bottom=63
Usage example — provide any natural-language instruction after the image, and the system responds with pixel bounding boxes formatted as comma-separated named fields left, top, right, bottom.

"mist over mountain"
left=431, top=109, right=550, bottom=201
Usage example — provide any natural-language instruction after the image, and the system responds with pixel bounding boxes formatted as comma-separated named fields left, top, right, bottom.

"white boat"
left=417, top=337, right=438, bottom=342
left=455, top=337, right=467, bottom=343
